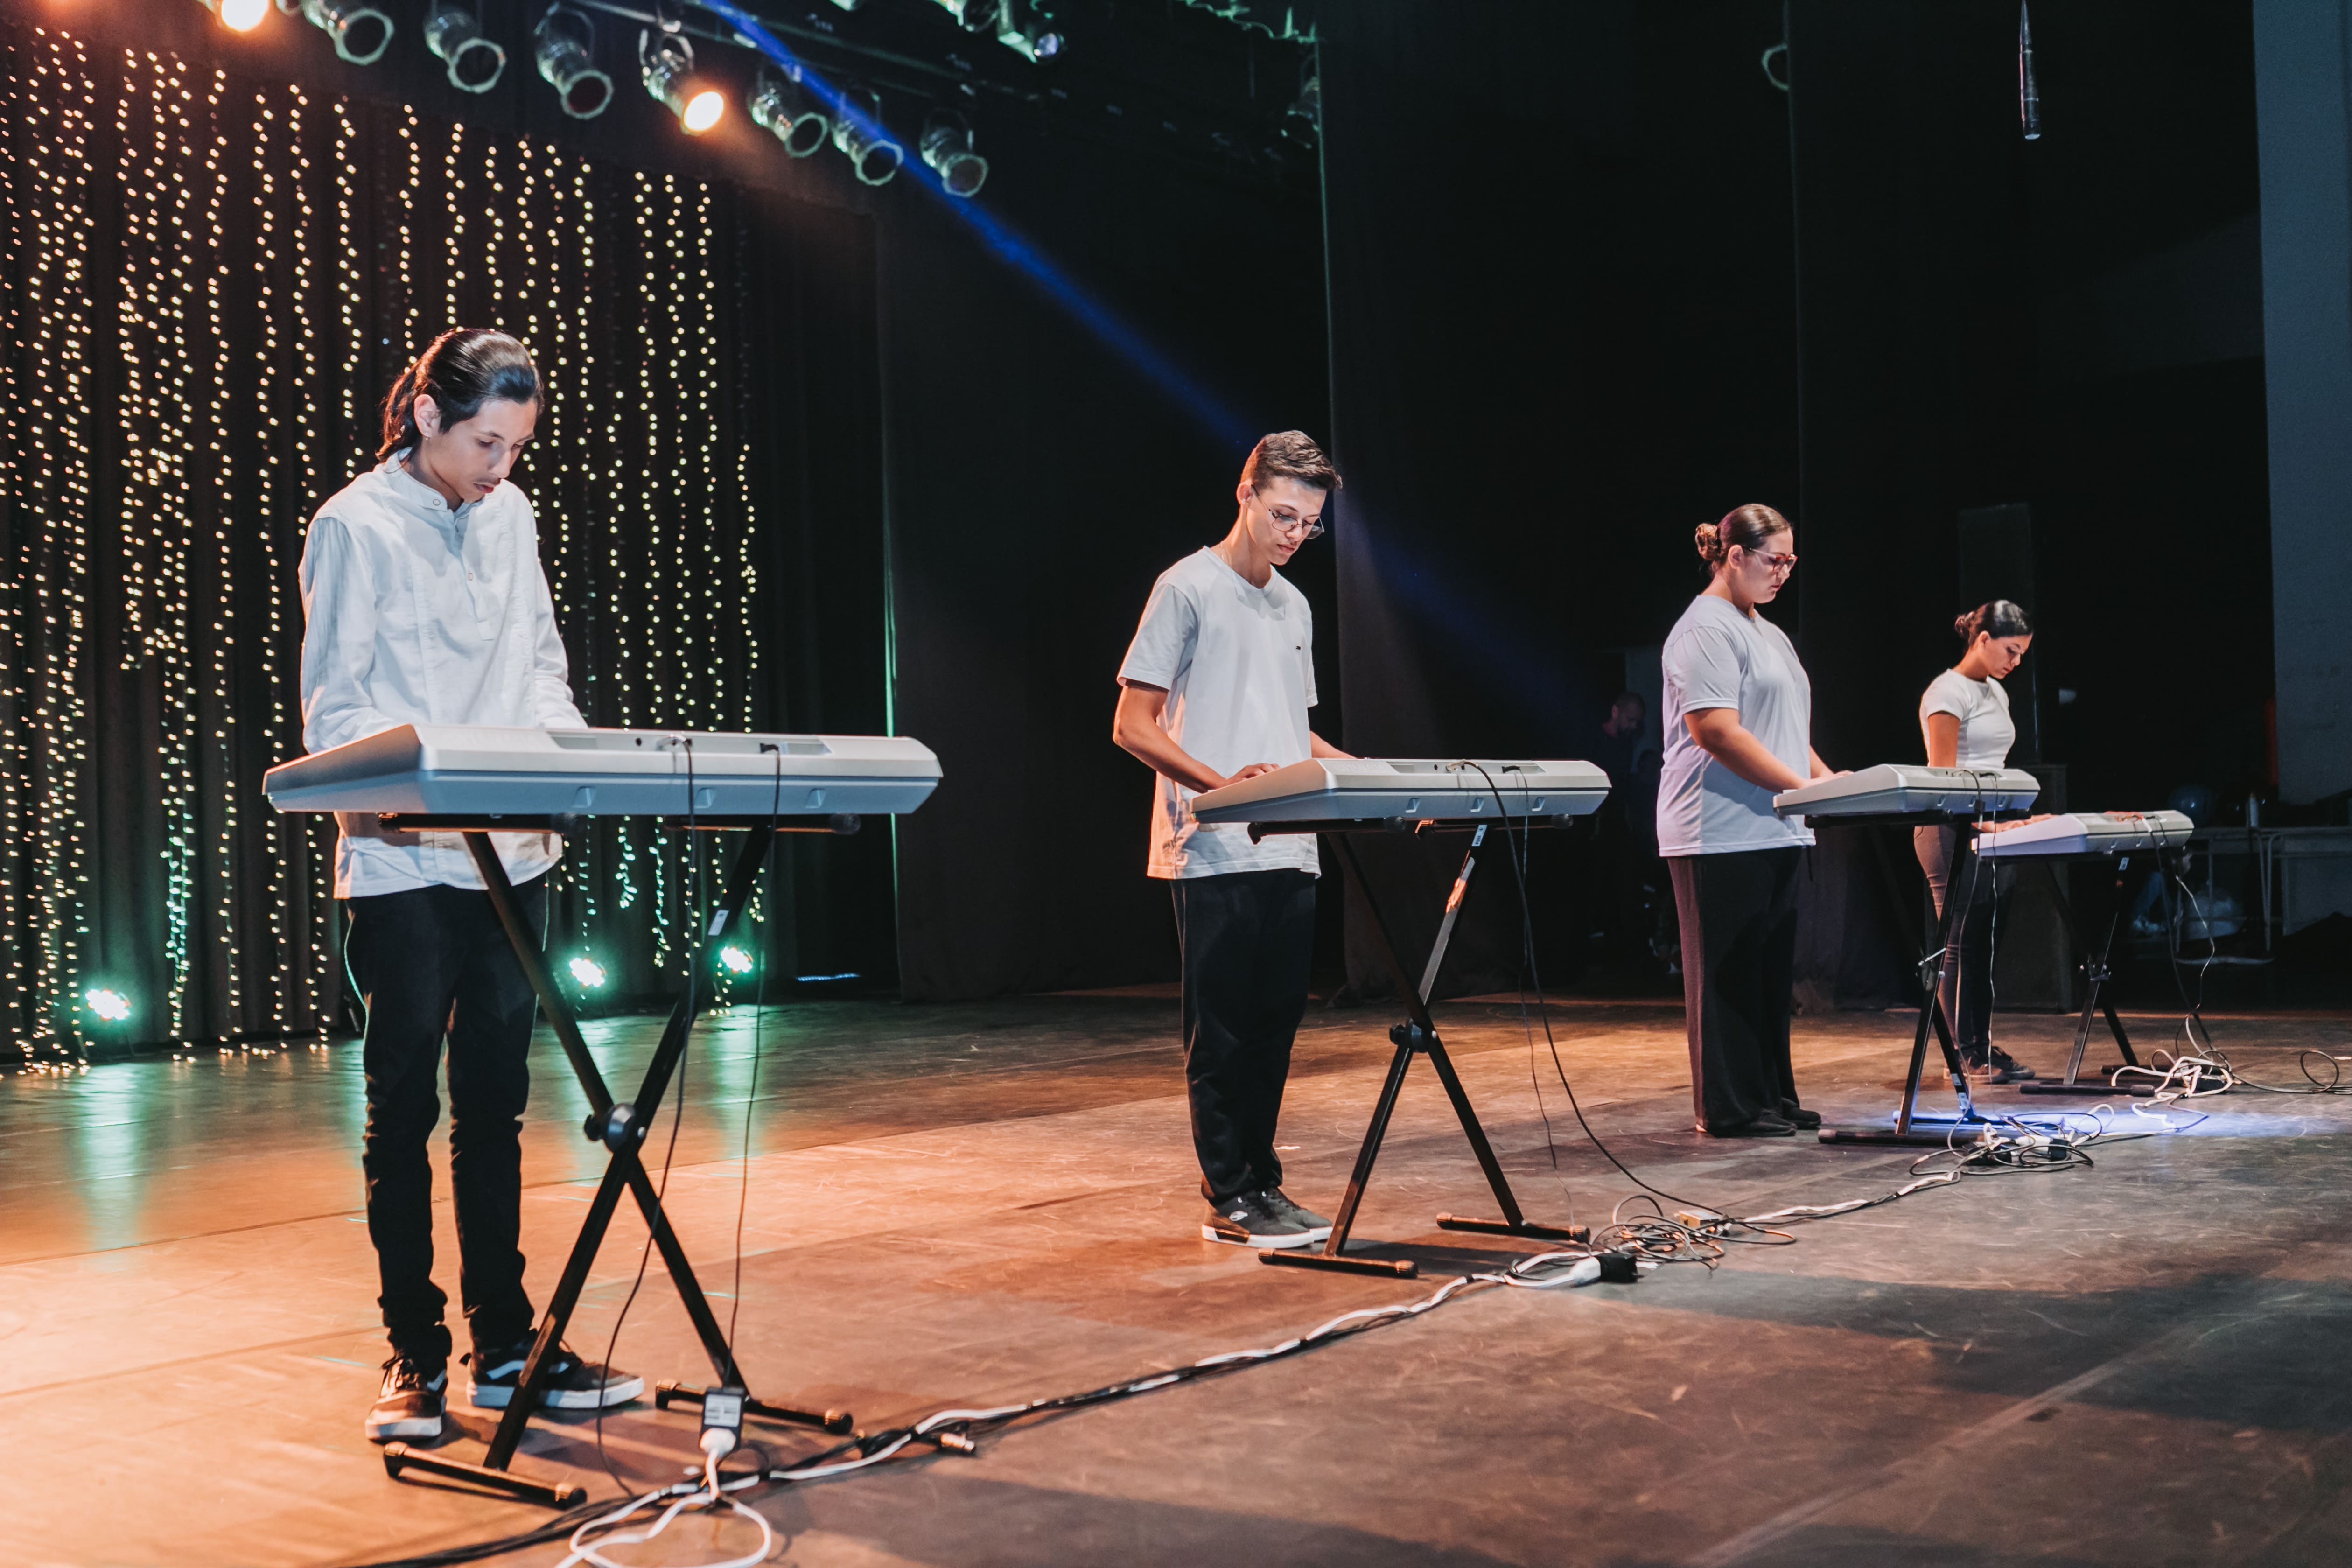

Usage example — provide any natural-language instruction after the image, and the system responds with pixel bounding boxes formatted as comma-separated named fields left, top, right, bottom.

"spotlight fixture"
left=567, top=955, right=608, bottom=989
left=425, top=0, right=506, bottom=93
left=281, top=0, right=396, bottom=66
left=641, top=32, right=724, bottom=135
left=919, top=109, right=989, bottom=198
left=748, top=65, right=830, bottom=158
left=533, top=6, right=613, bottom=119
left=831, top=84, right=904, bottom=186
left=717, top=945, right=755, bottom=976
left=201, top=0, right=271, bottom=31
left=992, top=0, right=1065, bottom=63
left=1281, top=67, right=1320, bottom=147
left=84, top=987, right=133, bottom=1024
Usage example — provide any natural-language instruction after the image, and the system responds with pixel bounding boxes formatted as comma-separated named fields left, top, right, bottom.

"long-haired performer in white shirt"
left=300, top=329, right=639, bottom=1445
left=1113, top=432, right=1352, bottom=1250
left=1914, top=598, right=2040, bottom=1083
left=1658, top=504, right=1837, bottom=1138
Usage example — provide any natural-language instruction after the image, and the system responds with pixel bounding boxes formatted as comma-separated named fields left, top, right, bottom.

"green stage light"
left=567, top=955, right=608, bottom=989
left=717, top=945, right=755, bottom=976
left=425, top=0, right=507, bottom=94
left=286, top=0, right=396, bottom=67
left=84, top=987, right=133, bottom=1024
left=534, top=6, right=614, bottom=119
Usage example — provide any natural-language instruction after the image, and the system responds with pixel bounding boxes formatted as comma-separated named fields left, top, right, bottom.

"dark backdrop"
left=1315, top=0, right=2270, bottom=1004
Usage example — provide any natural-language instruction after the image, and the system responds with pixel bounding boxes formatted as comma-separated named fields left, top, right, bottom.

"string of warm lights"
left=4, top=24, right=784, bottom=1058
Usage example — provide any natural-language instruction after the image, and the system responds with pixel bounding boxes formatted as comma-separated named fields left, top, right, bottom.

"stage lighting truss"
left=919, top=108, right=988, bottom=198
left=279, top=0, right=395, bottom=66
left=199, top=0, right=271, bottom=31
left=831, top=84, right=904, bottom=186
left=534, top=6, right=614, bottom=119
left=928, top=0, right=1066, bottom=62
left=425, top=0, right=507, bottom=93
left=1281, top=61, right=1319, bottom=146
left=641, top=30, right=725, bottom=134
left=749, top=65, right=831, bottom=158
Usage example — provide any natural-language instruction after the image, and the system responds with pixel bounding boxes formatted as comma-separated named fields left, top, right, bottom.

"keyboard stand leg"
left=1264, top=831, right=1586, bottom=1280
left=2022, top=854, right=2154, bottom=1098
left=1822, top=820, right=1987, bottom=1146
left=383, top=826, right=848, bottom=1510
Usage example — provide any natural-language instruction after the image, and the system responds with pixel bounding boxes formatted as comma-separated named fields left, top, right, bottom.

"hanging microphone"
left=2019, top=1, right=2043, bottom=140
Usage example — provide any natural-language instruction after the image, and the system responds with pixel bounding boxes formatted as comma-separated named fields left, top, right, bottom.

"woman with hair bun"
left=299, top=328, right=641, bottom=1447
left=1658, top=504, right=1836, bottom=1138
left=1915, top=599, right=2040, bottom=1083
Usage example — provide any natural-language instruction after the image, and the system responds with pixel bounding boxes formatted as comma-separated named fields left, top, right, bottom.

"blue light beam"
left=697, top=0, right=1257, bottom=450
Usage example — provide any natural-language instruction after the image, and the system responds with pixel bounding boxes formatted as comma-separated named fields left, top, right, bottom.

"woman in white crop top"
left=1914, top=599, right=2037, bottom=1083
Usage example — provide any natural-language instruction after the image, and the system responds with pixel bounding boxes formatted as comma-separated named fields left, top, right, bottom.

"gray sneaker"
left=1201, top=1190, right=1314, bottom=1249
left=1258, top=1188, right=1332, bottom=1240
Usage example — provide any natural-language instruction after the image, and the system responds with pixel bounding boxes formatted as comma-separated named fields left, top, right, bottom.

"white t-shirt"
left=1117, top=547, right=1322, bottom=880
left=1657, top=594, right=1816, bottom=856
left=1919, top=668, right=2015, bottom=769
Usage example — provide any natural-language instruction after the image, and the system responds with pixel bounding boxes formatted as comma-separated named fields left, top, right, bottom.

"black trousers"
left=1172, top=869, right=1317, bottom=1204
left=1668, top=847, right=1802, bottom=1131
left=343, top=875, right=547, bottom=1363
left=1913, top=826, right=2009, bottom=1051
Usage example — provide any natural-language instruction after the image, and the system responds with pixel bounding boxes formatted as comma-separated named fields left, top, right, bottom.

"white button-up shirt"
left=297, top=452, right=586, bottom=897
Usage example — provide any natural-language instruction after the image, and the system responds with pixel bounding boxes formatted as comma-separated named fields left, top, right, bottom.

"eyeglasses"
left=1744, top=550, right=1797, bottom=575
left=1266, top=504, right=1326, bottom=541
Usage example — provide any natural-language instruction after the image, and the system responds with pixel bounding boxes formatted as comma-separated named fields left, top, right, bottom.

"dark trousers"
left=1913, top=826, right=2008, bottom=1051
left=1668, top=847, right=1802, bottom=1131
left=342, top=875, right=547, bottom=1363
left=1172, top=869, right=1317, bottom=1204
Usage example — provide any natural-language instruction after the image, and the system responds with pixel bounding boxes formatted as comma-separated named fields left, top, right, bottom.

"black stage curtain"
left=0, top=23, right=888, bottom=1056
left=1315, top=1, right=1802, bottom=998
left=879, top=93, right=1331, bottom=1001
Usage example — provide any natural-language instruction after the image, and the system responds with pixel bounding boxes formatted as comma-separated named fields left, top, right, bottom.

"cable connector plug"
left=699, top=1384, right=745, bottom=1465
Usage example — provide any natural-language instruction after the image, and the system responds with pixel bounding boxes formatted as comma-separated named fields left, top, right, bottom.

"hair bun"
left=1953, top=610, right=1975, bottom=641
left=1694, top=521, right=1723, bottom=564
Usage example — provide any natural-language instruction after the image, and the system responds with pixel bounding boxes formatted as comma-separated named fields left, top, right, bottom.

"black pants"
left=1172, top=869, right=1317, bottom=1204
left=1668, top=847, right=1801, bottom=1131
left=1913, top=826, right=2009, bottom=1051
left=343, top=875, right=547, bottom=1363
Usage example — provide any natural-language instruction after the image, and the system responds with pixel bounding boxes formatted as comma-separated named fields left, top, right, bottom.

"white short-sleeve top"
left=1117, top=547, right=1322, bottom=880
left=1919, top=668, right=2015, bottom=770
left=1656, top=594, right=1816, bottom=857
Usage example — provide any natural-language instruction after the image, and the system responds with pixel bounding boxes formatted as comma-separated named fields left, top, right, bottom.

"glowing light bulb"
left=85, top=988, right=133, bottom=1024
left=218, top=0, right=270, bottom=30
left=568, top=955, right=608, bottom=989
left=682, top=90, right=724, bottom=134
left=717, top=945, right=754, bottom=976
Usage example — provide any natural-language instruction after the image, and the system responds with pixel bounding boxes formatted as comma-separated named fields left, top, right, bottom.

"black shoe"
left=1960, top=1048, right=2032, bottom=1085
left=1201, top=1191, right=1314, bottom=1249
left=367, top=1352, right=447, bottom=1442
left=1778, top=1101, right=1823, bottom=1130
left=1700, top=1114, right=1798, bottom=1139
left=466, top=1340, right=645, bottom=1411
left=1258, top=1187, right=1332, bottom=1240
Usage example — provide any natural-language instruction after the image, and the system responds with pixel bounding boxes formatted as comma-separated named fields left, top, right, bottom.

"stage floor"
left=7, top=993, right=2352, bottom=1567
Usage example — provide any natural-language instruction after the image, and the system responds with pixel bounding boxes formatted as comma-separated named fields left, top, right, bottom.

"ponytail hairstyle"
left=377, top=328, right=542, bottom=461
left=1954, top=598, right=2032, bottom=645
left=1693, top=503, right=1790, bottom=573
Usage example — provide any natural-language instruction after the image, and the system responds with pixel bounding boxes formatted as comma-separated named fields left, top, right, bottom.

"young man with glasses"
left=1113, top=432, right=1351, bottom=1248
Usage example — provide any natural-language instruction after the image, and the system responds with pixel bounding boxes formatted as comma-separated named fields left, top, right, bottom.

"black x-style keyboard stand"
left=1245, top=818, right=1589, bottom=1279
left=376, top=812, right=858, bottom=1508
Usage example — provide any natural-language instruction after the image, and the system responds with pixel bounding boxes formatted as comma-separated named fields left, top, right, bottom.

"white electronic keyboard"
left=1190, top=757, right=1610, bottom=826
left=1773, top=764, right=2040, bottom=819
left=262, top=724, right=941, bottom=818
left=1973, top=810, right=2193, bottom=859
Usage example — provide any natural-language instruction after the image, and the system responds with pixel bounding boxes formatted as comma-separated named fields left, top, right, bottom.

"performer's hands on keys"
left=1225, top=762, right=1281, bottom=784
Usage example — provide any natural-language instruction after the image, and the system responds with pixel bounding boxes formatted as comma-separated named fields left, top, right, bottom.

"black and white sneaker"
left=367, top=1353, right=447, bottom=1442
left=1258, top=1188, right=1332, bottom=1241
left=1201, top=1191, right=1314, bottom=1249
left=466, top=1339, right=645, bottom=1411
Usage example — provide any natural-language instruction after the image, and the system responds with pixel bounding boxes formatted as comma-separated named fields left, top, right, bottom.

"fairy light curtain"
left=0, top=26, right=889, bottom=1061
